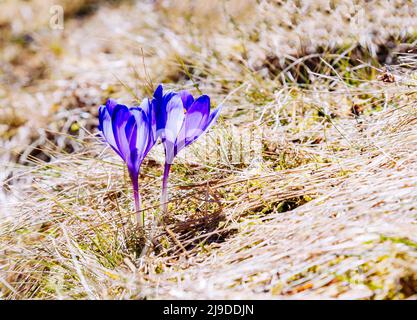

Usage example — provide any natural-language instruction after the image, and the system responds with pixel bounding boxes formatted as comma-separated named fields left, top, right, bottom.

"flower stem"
left=131, top=174, right=143, bottom=228
left=161, top=162, right=171, bottom=215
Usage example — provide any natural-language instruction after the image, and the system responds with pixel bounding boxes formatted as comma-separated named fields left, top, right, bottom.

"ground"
left=0, top=0, right=417, bottom=299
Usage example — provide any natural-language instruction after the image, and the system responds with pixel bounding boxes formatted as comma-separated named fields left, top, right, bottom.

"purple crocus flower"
left=152, top=85, right=222, bottom=213
left=98, top=98, right=155, bottom=227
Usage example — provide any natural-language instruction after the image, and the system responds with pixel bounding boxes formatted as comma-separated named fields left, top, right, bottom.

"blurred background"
left=1, top=1, right=417, bottom=299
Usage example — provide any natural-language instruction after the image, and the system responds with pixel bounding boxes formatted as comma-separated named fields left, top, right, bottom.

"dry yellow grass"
left=1, top=0, right=417, bottom=299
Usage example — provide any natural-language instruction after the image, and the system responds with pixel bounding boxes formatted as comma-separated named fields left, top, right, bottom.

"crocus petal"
left=153, top=84, right=163, bottom=101
left=130, top=107, right=152, bottom=161
left=98, top=98, right=117, bottom=132
left=178, top=90, right=195, bottom=110
left=204, top=104, right=222, bottom=132
left=125, top=114, right=139, bottom=176
left=138, top=97, right=151, bottom=115
left=183, top=95, right=210, bottom=146
left=139, top=98, right=156, bottom=145
left=98, top=105, right=121, bottom=157
left=153, top=85, right=178, bottom=134
left=163, top=91, right=177, bottom=105
left=152, top=85, right=166, bottom=134
left=105, top=99, right=118, bottom=115
left=125, top=114, right=137, bottom=154
left=164, top=94, right=185, bottom=144
left=98, top=104, right=106, bottom=132
left=111, top=105, right=132, bottom=162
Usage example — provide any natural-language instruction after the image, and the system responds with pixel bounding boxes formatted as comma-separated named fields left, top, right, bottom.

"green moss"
left=380, top=235, right=417, bottom=249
